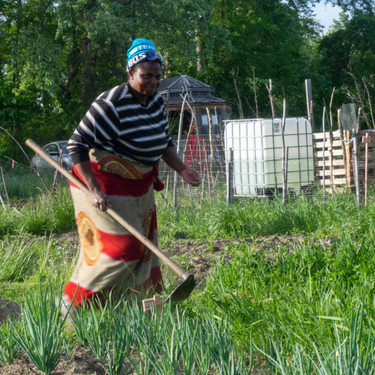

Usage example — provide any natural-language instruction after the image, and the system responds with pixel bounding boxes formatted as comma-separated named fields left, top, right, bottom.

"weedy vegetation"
left=1, top=174, right=375, bottom=373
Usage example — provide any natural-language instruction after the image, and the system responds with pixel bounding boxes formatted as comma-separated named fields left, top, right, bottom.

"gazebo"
left=157, top=75, right=232, bottom=135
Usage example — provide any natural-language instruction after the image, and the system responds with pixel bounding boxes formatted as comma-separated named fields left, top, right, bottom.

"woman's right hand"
left=74, top=160, right=112, bottom=212
left=90, top=188, right=111, bottom=211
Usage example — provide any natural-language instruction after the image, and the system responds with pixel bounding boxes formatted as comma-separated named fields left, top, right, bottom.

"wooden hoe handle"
left=26, top=139, right=190, bottom=280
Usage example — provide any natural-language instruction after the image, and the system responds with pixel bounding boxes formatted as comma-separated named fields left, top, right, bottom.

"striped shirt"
left=67, top=83, right=174, bottom=166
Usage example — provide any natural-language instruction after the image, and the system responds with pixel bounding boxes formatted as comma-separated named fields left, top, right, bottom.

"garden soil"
left=0, top=233, right=330, bottom=374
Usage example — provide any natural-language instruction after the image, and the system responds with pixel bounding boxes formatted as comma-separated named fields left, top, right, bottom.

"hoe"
left=26, top=139, right=195, bottom=304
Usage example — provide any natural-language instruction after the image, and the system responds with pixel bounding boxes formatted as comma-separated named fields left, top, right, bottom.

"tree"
left=329, top=0, right=374, bottom=16
left=195, top=0, right=321, bottom=118
left=318, top=12, right=375, bottom=127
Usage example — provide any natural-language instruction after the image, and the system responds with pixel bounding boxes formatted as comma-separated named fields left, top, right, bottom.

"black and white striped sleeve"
left=163, top=106, right=174, bottom=148
left=67, top=97, right=120, bottom=164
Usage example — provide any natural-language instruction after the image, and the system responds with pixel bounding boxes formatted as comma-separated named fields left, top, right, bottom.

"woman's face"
left=129, top=61, right=162, bottom=97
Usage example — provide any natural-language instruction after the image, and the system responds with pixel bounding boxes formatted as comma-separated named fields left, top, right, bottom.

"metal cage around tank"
left=224, top=118, right=315, bottom=198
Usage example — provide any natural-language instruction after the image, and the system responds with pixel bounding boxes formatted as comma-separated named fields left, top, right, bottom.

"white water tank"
left=224, top=118, right=314, bottom=197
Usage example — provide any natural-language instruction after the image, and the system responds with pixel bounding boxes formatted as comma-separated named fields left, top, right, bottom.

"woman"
left=62, top=39, right=201, bottom=311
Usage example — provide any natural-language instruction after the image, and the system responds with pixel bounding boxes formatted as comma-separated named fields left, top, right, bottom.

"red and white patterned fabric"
left=63, top=149, right=164, bottom=307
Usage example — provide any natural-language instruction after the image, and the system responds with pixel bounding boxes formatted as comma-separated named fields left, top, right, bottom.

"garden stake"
left=0, top=192, right=5, bottom=209
left=142, top=294, right=163, bottom=322
left=0, top=166, right=9, bottom=203
left=26, top=139, right=196, bottom=304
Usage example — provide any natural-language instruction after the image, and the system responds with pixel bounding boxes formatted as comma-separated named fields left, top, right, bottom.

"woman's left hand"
left=181, top=168, right=202, bottom=186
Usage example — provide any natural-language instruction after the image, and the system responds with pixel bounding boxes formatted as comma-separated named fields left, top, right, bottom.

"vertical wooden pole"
left=305, top=79, right=314, bottom=132
left=353, top=108, right=362, bottom=204
left=0, top=193, right=5, bottom=209
left=173, top=94, right=188, bottom=208
left=328, top=89, right=335, bottom=194
left=345, top=130, right=353, bottom=190
left=309, top=101, right=314, bottom=133
left=353, top=134, right=360, bottom=204
left=0, top=167, right=9, bottom=203
left=153, top=294, right=162, bottom=314
left=322, top=107, right=326, bottom=202
left=329, top=87, right=335, bottom=131
left=328, top=130, right=334, bottom=195
left=201, top=171, right=205, bottom=200
left=337, top=109, right=347, bottom=187
left=285, top=146, right=289, bottom=197
left=266, top=79, right=276, bottom=118
left=203, top=136, right=211, bottom=198
left=182, top=116, right=195, bottom=164
left=281, top=99, right=287, bottom=208
left=226, top=148, right=233, bottom=204
left=165, top=173, right=170, bottom=202
left=206, top=108, right=215, bottom=196
left=214, top=106, right=225, bottom=175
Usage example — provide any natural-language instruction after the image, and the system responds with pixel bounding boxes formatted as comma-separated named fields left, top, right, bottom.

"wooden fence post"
left=281, top=99, right=287, bottom=207
left=345, top=130, right=352, bottom=189
left=173, top=93, right=188, bottom=208
left=226, top=148, right=233, bottom=204
left=0, top=167, right=9, bottom=203
left=322, top=107, right=326, bottom=203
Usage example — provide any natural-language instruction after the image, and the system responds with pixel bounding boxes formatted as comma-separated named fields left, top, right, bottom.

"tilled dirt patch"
left=0, top=346, right=131, bottom=375
left=0, top=233, right=331, bottom=374
left=0, top=233, right=331, bottom=323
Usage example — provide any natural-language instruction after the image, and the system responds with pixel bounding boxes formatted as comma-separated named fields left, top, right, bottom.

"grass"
left=10, top=284, right=67, bottom=375
left=2, top=176, right=375, bottom=373
left=2, top=170, right=55, bottom=200
left=0, top=322, right=20, bottom=365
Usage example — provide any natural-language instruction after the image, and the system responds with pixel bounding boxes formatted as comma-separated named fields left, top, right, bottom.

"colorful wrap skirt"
left=63, top=149, right=164, bottom=307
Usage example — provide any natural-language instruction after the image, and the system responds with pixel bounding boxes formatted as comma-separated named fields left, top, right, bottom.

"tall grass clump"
left=103, top=302, right=135, bottom=375
left=74, top=300, right=111, bottom=358
left=3, top=172, right=54, bottom=200
left=202, top=231, right=375, bottom=369
left=0, top=238, right=41, bottom=282
left=0, top=208, right=19, bottom=237
left=21, top=187, right=75, bottom=235
left=50, top=185, right=75, bottom=232
left=0, top=185, right=75, bottom=237
left=0, top=236, right=77, bottom=287
left=133, top=302, right=253, bottom=374
left=67, top=299, right=254, bottom=374
left=256, top=306, right=375, bottom=374
left=157, top=190, right=375, bottom=242
left=0, top=322, right=21, bottom=365
left=10, top=284, right=68, bottom=375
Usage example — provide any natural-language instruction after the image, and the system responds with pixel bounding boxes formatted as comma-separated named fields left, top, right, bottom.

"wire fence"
left=159, top=128, right=375, bottom=207
left=159, top=134, right=227, bottom=206
left=4, top=130, right=375, bottom=207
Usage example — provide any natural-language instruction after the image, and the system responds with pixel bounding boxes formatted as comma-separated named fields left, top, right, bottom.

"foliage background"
left=0, top=0, right=374, bottom=169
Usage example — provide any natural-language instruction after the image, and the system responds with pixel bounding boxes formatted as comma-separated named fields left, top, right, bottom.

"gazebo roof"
left=158, top=75, right=212, bottom=91
left=158, top=75, right=232, bottom=107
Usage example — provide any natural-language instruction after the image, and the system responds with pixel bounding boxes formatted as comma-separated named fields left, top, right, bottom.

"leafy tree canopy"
left=0, top=0, right=374, bottom=167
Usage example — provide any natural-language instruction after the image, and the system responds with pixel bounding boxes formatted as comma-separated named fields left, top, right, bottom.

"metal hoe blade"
left=164, top=273, right=196, bottom=304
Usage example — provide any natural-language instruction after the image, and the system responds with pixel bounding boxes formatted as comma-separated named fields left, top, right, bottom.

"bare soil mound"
left=0, top=299, right=20, bottom=325
left=0, top=346, right=131, bottom=375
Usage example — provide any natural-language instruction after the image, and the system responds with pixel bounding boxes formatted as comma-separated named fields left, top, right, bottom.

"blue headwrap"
left=126, top=39, right=163, bottom=71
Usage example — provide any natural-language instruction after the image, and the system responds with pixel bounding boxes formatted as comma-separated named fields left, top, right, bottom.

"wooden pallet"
left=313, top=130, right=349, bottom=193
left=313, top=129, right=375, bottom=195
